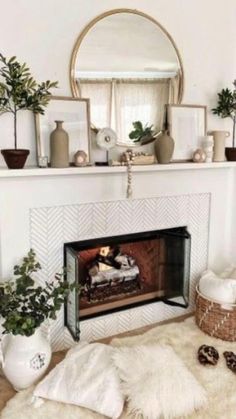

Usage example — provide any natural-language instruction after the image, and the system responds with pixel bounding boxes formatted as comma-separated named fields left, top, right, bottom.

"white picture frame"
left=167, top=104, right=207, bottom=161
left=35, top=96, right=91, bottom=166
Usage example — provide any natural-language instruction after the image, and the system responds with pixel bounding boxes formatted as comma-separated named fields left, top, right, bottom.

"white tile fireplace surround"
left=0, top=163, right=236, bottom=350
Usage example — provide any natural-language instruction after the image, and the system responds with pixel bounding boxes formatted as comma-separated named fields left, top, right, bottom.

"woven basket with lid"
left=195, top=286, right=236, bottom=341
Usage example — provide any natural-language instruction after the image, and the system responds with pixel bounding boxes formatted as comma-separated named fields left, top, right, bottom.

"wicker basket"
left=195, top=286, right=236, bottom=341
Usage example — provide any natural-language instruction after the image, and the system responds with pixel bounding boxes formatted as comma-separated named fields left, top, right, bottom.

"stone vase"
left=0, top=328, right=51, bottom=391
left=155, top=130, right=174, bottom=164
left=50, top=120, right=69, bottom=168
left=211, top=130, right=229, bottom=162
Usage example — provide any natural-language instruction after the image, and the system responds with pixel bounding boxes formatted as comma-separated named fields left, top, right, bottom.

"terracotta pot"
left=225, top=147, right=236, bottom=161
left=1, top=149, right=30, bottom=169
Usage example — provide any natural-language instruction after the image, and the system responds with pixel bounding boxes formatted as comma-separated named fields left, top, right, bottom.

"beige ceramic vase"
left=50, top=121, right=69, bottom=168
left=210, top=130, right=229, bottom=162
left=155, top=130, right=174, bottom=164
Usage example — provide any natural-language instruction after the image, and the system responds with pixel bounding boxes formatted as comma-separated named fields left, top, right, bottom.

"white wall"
left=0, top=0, right=236, bottom=166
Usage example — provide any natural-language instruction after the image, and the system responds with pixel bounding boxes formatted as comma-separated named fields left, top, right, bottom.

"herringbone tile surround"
left=30, top=193, right=210, bottom=350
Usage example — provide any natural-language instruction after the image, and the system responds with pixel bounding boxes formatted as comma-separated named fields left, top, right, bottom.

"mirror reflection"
left=71, top=10, right=183, bottom=146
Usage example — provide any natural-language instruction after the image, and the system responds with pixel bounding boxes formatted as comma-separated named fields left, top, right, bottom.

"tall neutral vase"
left=155, top=130, right=174, bottom=164
left=0, top=328, right=51, bottom=391
left=50, top=120, right=69, bottom=168
left=211, top=130, right=229, bottom=162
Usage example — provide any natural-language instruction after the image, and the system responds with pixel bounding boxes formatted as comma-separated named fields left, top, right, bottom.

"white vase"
left=210, top=130, right=230, bottom=162
left=0, top=328, right=51, bottom=391
left=202, top=135, right=214, bottom=163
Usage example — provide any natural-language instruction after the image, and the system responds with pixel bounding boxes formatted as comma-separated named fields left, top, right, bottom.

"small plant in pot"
left=0, top=54, right=58, bottom=169
left=0, top=249, right=76, bottom=390
left=129, top=120, right=157, bottom=145
left=212, top=80, right=236, bottom=161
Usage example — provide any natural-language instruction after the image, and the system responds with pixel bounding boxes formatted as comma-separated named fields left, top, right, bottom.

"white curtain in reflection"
left=114, top=80, right=169, bottom=144
left=78, top=79, right=170, bottom=143
left=169, top=71, right=181, bottom=104
left=78, top=81, right=112, bottom=128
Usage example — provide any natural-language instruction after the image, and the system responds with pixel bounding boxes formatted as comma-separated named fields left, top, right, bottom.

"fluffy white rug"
left=113, top=344, right=206, bottom=418
left=2, top=317, right=236, bottom=419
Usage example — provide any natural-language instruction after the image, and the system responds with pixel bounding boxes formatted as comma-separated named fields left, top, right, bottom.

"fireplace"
left=64, top=227, right=191, bottom=340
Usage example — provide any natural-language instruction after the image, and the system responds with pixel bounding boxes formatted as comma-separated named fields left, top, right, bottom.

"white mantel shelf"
left=0, top=161, right=236, bottom=178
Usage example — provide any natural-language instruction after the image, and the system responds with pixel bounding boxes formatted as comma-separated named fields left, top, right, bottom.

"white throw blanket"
left=2, top=317, right=236, bottom=419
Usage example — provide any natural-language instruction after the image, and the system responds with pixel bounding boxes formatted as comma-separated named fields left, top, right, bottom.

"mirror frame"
left=70, top=8, right=184, bottom=103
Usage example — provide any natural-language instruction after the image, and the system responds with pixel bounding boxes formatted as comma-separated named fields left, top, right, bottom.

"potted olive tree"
left=0, top=54, right=58, bottom=168
left=0, top=249, right=76, bottom=390
left=212, top=80, right=236, bottom=161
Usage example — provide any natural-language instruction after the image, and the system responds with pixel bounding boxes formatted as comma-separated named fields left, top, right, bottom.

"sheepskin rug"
left=2, top=317, right=236, bottom=419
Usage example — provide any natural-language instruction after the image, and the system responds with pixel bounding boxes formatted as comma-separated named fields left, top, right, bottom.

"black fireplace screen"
left=64, top=227, right=191, bottom=340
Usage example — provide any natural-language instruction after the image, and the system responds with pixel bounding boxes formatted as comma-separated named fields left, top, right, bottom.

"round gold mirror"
left=70, top=9, right=184, bottom=147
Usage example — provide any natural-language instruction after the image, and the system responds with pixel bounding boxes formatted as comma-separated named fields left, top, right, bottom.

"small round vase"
left=74, top=150, right=87, bottom=166
left=50, top=120, right=69, bottom=168
left=1, top=328, right=51, bottom=391
left=155, top=130, right=174, bottom=164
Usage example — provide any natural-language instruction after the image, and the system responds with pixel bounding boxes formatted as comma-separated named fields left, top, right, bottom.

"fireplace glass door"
left=65, top=227, right=191, bottom=340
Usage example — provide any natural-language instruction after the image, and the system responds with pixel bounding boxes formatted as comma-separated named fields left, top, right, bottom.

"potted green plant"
left=0, top=249, right=76, bottom=390
left=129, top=121, right=157, bottom=145
left=0, top=54, right=58, bottom=169
left=212, top=80, right=236, bottom=161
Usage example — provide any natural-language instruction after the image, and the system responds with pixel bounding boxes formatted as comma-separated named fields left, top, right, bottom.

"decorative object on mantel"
left=0, top=53, right=58, bottom=169
left=212, top=80, right=236, bottom=161
left=192, top=148, right=206, bottom=163
left=120, top=150, right=133, bottom=198
left=120, top=150, right=155, bottom=165
left=50, top=120, right=69, bottom=168
left=154, top=130, right=174, bottom=164
left=0, top=249, right=76, bottom=390
left=209, top=130, right=229, bottom=162
left=167, top=104, right=207, bottom=161
left=119, top=148, right=156, bottom=198
left=74, top=150, right=88, bottom=166
left=154, top=106, right=174, bottom=164
left=129, top=121, right=157, bottom=145
left=38, top=156, right=48, bottom=168
left=202, top=135, right=213, bottom=162
left=96, top=127, right=117, bottom=165
left=35, top=96, right=91, bottom=167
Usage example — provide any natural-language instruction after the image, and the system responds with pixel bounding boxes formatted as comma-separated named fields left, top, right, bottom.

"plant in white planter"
left=0, top=249, right=75, bottom=390
left=212, top=80, right=236, bottom=161
left=0, top=54, right=58, bottom=169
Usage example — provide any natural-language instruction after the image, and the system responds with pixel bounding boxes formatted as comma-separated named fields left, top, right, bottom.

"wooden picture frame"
left=35, top=96, right=91, bottom=166
left=167, top=104, right=207, bottom=161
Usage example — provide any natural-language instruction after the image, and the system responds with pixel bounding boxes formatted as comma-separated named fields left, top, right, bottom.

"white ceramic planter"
left=0, top=328, right=51, bottom=391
